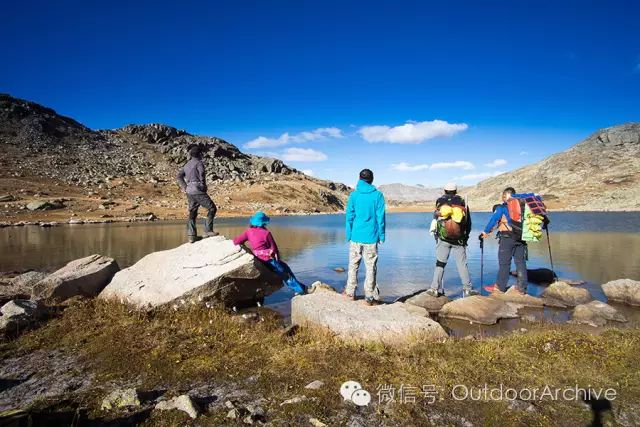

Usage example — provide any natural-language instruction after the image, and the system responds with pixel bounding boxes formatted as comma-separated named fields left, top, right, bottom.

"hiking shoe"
left=425, top=288, right=445, bottom=298
left=188, top=235, right=199, bottom=244
left=341, top=291, right=355, bottom=301
left=463, top=289, right=479, bottom=297
left=508, top=287, right=527, bottom=296
left=483, top=284, right=503, bottom=294
left=203, top=231, right=219, bottom=238
left=366, top=298, right=383, bottom=306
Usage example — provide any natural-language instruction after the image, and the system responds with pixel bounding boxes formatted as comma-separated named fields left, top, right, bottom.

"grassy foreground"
left=2, top=299, right=640, bottom=426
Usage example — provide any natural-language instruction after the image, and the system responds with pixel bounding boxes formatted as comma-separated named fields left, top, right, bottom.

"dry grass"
left=2, top=299, right=640, bottom=426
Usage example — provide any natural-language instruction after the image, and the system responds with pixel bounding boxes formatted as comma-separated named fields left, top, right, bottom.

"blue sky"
left=2, top=1, right=639, bottom=187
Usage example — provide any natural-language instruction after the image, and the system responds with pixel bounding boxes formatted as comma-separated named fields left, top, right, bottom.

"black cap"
left=359, top=169, right=374, bottom=184
left=187, top=143, right=203, bottom=157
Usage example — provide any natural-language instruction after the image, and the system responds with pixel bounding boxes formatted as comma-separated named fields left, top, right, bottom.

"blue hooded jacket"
left=345, top=180, right=386, bottom=244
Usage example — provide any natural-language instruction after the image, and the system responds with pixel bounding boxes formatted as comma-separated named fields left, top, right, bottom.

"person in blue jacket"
left=480, top=187, right=528, bottom=294
left=344, top=169, right=386, bottom=305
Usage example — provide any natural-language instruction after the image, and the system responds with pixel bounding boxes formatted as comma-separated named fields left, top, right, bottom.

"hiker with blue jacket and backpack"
left=480, top=187, right=528, bottom=295
left=344, top=169, right=386, bottom=306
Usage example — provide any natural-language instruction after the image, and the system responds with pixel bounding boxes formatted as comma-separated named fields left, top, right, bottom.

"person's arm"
left=345, top=194, right=355, bottom=242
left=267, top=232, right=280, bottom=260
left=232, top=230, right=249, bottom=246
left=377, top=192, right=386, bottom=244
left=176, top=167, right=187, bottom=192
left=198, top=161, right=207, bottom=192
left=482, top=205, right=505, bottom=235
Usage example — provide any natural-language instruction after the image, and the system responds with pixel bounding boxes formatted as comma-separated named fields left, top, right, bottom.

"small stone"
left=101, top=388, right=141, bottom=410
left=333, top=267, right=345, bottom=273
left=227, top=408, right=241, bottom=419
left=280, top=396, right=307, bottom=406
left=155, top=394, right=199, bottom=419
left=224, top=400, right=236, bottom=409
left=305, top=380, right=325, bottom=390
left=310, top=418, right=328, bottom=427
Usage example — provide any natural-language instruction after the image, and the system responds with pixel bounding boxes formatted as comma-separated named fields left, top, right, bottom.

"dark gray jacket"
left=177, top=158, right=207, bottom=195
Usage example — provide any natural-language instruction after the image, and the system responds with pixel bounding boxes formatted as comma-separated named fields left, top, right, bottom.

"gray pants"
left=430, top=239, right=472, bottom=293
left=497, top=233, right=528, bottom=292
left=345, top=242, right=380, bottom=301
left=187, top=193, right=217, bottom=237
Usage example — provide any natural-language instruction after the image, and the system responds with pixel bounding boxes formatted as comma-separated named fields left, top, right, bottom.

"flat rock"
left=32, top=255, right=119, bottom=301
left=99, top=236, right=281, bottom=310
left=571, top=301, right=627, bottom=327
left=542, top=281, right=592, bottom=307
left=291, top=286, right=448, bottom=344
left=602, top=279, right=640, bottom=306
left=404, top=292, right=450, bottom=313
left=0, top=272, right=48, bottom=304
left=489, top=287, right=567, bottom=308
left=439, top=296, right=521, bottom=325
left=155, top=395, right=199, bottom=419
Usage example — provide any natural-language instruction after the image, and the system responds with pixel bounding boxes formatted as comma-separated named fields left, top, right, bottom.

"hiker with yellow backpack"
left=480, top=187, right=549, bottom=295
left=426, top=183, right=478, bottom=298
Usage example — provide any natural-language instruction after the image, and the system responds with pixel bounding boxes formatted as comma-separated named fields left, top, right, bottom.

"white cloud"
left=391, top=162, right=431, bottom=172
left=245, top=127, right=343, bottom=149
left=358, top=119, right=468, bottom=144
left=301, top=169, right=314, bottom=176
left=430, top=161, right=475, bottom=170
left=484, top=158, right=507, bottom=168
left=391, top=160, right=475, bottom=172
left=519, top=151, right=529, bottom=156
left=456, top=170, right=506, bottom=181
left=281, top=148, right=328, bottom=162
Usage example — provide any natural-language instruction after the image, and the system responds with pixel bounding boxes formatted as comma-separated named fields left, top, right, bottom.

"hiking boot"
left=203, top=231, right=219, bottom=238
left=341, top=290, right=355, bottom=301
left=425, top=288, right=445, bottom=298
left=463, top=289, right=479, bottom=297
left=483, top=284, right=503, bottom=294
left=188, top=235, right=200, bottom=244
left=365, top=298, right=383, bottom=306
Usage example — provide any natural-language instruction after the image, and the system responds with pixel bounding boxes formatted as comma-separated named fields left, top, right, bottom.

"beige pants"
left=345, top=242, right=380, bottom=301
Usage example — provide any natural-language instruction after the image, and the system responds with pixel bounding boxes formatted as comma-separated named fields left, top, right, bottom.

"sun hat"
left=444, top=182, right=457, bottom=192
left=249, top=211, right=270, bottom=227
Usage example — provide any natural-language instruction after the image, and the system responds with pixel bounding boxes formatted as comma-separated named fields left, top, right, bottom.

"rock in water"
left=290, top=286, right=448, bottom=344
left=571, top=301, right=627, bottom=327
left=602, top=279, right=640, bottom=306
left=404, top=291, right=450, bottom=313
left=99, top=236, right=281, bottom=309
left=439, top=296, right=521, bottom=325
left=489, top=287, right=567, bottom=308
left=32, top=255, right=119, bottom=301
left=542, top=281, right=592, bottom=307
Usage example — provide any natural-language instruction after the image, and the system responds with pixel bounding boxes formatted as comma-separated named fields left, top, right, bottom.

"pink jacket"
left=233, top=227, right=280, bottom=261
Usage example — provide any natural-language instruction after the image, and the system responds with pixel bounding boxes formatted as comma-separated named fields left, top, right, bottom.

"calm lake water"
left=2, top=212, right=640, bottom=332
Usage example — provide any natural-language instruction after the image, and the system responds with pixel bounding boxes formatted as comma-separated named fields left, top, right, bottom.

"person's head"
left=249, top=211, right=270, bottom=228
left=502, top=187, right=516, bottom=202
left=443, top=182, right=457, bottom=195
left=359, top=169, right=374, bottom=184
left=188, top=143, right=203, bottom=159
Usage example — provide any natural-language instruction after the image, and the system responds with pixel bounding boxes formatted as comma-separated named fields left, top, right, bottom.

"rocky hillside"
left=463, top=123, right=640, bottom=211
left=0, top=94, right=349, bottom=222
left=378, top=183, right=443, bottom=204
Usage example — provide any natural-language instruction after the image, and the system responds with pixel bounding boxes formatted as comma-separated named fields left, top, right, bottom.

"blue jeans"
left=265, top=259, right=306, bottom=294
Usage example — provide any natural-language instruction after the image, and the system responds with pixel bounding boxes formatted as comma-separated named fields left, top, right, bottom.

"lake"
left=2, top=212, right=640, bottom=333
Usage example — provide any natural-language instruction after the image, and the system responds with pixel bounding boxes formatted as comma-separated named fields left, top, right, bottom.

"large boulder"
left=602, top=279, right=640, bottom=306
left=439, top=296, right=521, bottom=325
left=32, top=255, right=120, bottom=301
left=0, top=299, right=47, bottom=337
left=542, top=281, right=592, bottom=307
left=291, top=286, right=448, bottom=344
left=99, top=236, right=282, bottom=310
left=0, top=272, right=49, bottom=304
left=571, top=301, right=627, bottom=327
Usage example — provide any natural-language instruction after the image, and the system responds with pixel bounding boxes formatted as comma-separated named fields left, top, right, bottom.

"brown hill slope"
left=463, top=123, right=640, bottom=211
left=0, top=94, right=349, bottom=223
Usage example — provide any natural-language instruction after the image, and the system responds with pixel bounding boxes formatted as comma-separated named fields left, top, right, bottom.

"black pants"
left=187, top=193, right=217, bottom=237
left=497, top=233, right=528, bottom=292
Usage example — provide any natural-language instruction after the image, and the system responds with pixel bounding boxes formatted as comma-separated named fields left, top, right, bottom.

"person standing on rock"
left=176, top=143, right=218, bottom=243
left=480, top=187, right=528, bottom=295
left=426, top=183, right=478, bottom=298
left=344, top=169, right=385, bottom=306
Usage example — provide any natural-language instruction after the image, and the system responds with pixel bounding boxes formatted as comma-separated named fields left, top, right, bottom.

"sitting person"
left=232, top=211, right=306, bottom=295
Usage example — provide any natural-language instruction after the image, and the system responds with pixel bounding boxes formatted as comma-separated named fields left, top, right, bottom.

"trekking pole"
left=478, top=234, right=484, bottom=287
left=545, top=227, right=555, bottom=276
